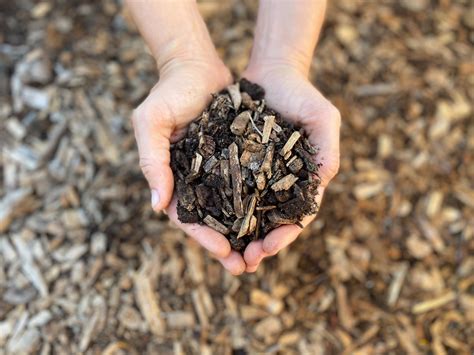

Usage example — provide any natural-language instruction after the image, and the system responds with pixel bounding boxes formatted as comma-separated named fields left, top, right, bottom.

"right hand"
left=131, top=57, right=247, bottom=275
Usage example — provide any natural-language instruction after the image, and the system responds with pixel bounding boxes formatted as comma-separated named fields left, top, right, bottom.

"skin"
left=126, top=0, right=340, bottom=275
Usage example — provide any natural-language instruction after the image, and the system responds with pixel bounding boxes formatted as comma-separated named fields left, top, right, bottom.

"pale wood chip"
left=271, top=174, right=298, bottom=192
left=226, top=83, right=241, bottom=110
left=133, top=250, right=165, bottom=337
left=230, top=111, right=251, bottom=136
left=0, top=188, right=33, bottom=232
left=166, top=311, right=195, bottom=329
left=203, top=215, right=230, bottom=235
left=387, top=262, right=409, bottom=307
left=334, top=282, right=355, bottom=330
left=280, top=131, right=301, bottom=156
left=250, top=289, right=284, bottom=315
left=192, top=290, right=209, bottom=328
left=412, top=291, right=456, bottom=314
left=262, top=115, right=275, bottom=144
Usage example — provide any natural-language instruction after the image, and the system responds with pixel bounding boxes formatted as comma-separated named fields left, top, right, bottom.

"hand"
left=131, top=58, right=247, bottom=275
left=241, top=64, right=341, bottom=272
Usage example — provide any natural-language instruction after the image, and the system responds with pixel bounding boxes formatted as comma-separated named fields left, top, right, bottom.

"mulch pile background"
left=0, top=0, right=472, bottom=353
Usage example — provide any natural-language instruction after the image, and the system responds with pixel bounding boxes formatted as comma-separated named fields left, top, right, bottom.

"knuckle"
left=139, top=156, right=157, bottom=180
left=263, top=240, right=279, bottom=256
left=131, top=100, right=172, bottom=129
left=230, top=266, right=245, bottom=276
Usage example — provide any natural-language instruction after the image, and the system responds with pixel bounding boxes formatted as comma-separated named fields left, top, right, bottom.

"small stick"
left=249, top=112, right=263, bottom=137
left=255, top=205, right=276, bottom=211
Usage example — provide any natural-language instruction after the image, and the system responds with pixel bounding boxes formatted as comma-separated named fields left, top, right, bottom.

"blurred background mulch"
left=0, top=0, right=473, bottom=354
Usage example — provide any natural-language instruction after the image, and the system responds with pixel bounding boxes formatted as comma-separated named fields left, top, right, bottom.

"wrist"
left=244, top=61, right=307, bottom=85
left=247, top=49, right=311, bottom=79
left=158, top=49, right=230, bottom=83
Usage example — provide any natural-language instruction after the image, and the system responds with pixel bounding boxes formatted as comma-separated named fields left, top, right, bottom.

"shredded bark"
left=171, top=79, right=321, bottom=252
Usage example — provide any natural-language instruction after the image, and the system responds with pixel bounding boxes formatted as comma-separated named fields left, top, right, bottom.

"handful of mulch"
left=170, top=79, right=321, bottom=252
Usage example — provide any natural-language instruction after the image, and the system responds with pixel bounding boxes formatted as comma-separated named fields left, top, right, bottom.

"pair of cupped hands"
left=132, top=56, right=340, bottom=275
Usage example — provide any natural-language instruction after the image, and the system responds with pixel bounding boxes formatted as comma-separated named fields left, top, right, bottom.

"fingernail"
left=151, top=189, right=160, bottom=208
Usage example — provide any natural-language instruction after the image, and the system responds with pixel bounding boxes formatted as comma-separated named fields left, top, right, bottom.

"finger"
left=262, top=187, right=325, bottom=255
left=262, top=214, right=315, bottom=256
left=167, top=198, right=231, bottom=258
left=217, top=251, right=246, bottom=276
left=243, top=240, right=270, bottom=268
left=245, top=264, right=259, bottom=273
left=132, top=102, right=175, bottom=212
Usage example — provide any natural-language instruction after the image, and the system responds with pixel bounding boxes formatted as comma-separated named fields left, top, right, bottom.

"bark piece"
left=271, top=174, right=299, bottom=192
left=185, top=153, right=203, bottom=183
left=203, top=156, right=219, bottom=173
left=198, top=134, right=215, bottom=158
left=255, top=172, right=266, bottom=191
left=229, top=143, right=244, bottom=218
left=260, top=143, right=274, bottom=178
left=204, top=215, right=230, bottom=235
left=237, top=194, right=257, bottom=238
left=240, top=149, right=265, bottom=172
left=287, top=156, right=304, bottom=174
left=230, top=111, right=251, bottom=136
left=267, top=210, right=296, bottom=224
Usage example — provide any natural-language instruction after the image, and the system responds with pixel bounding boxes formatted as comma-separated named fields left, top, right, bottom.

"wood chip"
left=271, top=174, right=298, bottom=192
left=204, top=215, right=230, bottom=235
left=412, top=291, right=457, bottom=314
left=260, top=143, right=274, bottom=178
left=166, top=311, right=195, bottom=329
left=229, top=142, right=244, bottom=218
left=0, top=188, right=33, bottom=232
left=203, top=156, right=219, bottom=173
left=186, top=153, right=203, bottom=182
left=280, top=131, right=301, bottom=157
left=387, top=262, right=409, bottom=307
left=230, top=111, right=251, bottom=136
left=237, top=194, right=257, bottom=238
left=267, top=210, right=296, bottom=225
left=133, top=252, right=165, bottom=337
left=262, top=115, right=275, bottom=144
left=250, top=289, right=284, bottom=315
left=227, top=83, right=242, bottom=110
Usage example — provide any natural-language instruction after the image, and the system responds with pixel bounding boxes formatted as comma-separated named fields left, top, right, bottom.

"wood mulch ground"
left=0, top=0, right=472, bottom=354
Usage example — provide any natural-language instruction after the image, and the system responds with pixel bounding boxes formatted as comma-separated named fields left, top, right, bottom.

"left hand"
left=242, top=64, right=341, bottom=273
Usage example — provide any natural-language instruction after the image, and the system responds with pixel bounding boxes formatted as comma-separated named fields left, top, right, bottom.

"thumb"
left=132, top=95, right=175, bottom=212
